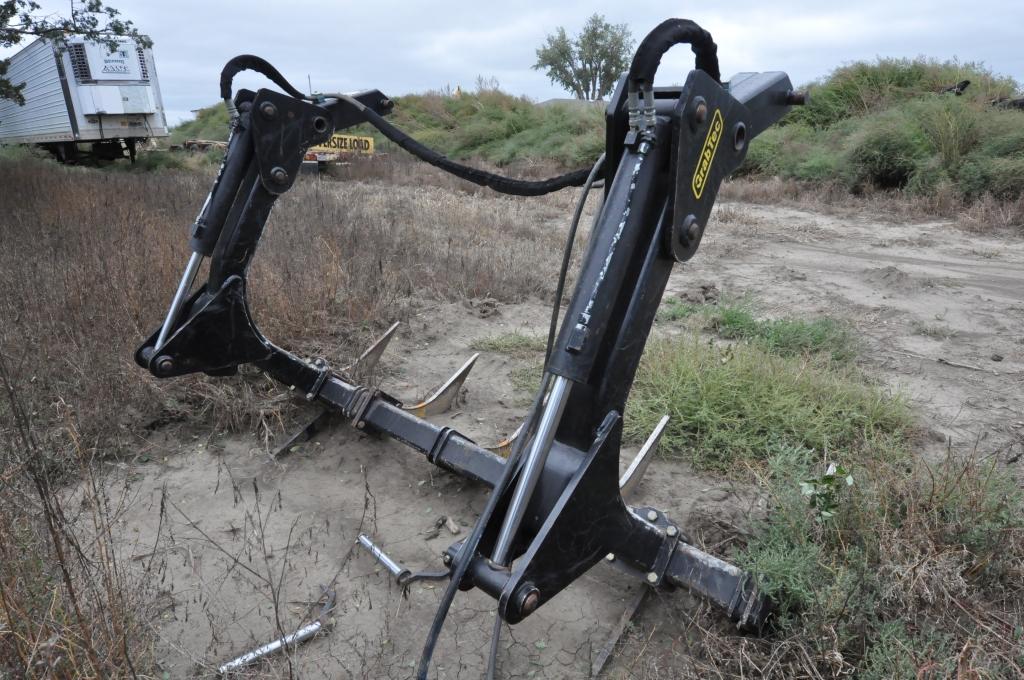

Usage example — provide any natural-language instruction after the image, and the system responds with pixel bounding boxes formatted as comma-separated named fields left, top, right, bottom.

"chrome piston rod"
left=491, top=374, right=571, bottom=566
left=155, top=251, right=203, bottom=349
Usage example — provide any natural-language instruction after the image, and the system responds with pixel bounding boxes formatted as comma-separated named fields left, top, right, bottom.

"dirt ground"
left=103, top=196, right=1023, bottom=678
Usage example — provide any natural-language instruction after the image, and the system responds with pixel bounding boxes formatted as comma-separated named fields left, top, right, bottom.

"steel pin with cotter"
left=357, top=534, right=450, bottom=587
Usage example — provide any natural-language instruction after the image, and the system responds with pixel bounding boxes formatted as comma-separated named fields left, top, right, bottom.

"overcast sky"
left=4, top=1, right=1022, bottom=125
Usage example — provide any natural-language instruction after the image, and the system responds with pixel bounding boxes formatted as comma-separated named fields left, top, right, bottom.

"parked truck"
left=0, top=35, right=168, bottom=162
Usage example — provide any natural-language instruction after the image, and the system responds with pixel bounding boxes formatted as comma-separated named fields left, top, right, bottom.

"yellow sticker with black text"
left=310, top=134, right=375, bottom=154
left=691, top=108, right=723, bottom=199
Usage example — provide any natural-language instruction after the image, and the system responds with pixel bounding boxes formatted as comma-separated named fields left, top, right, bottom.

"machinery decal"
left=692, top=107, right=723, bottom=199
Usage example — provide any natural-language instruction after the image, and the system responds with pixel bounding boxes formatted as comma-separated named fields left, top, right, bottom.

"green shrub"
left=384, top=90, right=603, bottom=165
left=713, top=307, right=857, bottom=362
left=959, top=154, right=1024, bottom=200
left=735, top=443, right=1022, bottom=676
left=906, top=156, right=950, bottom=196
left=845, top=115, right=927, bottom=190
left=169, top=103, right=230, bottom=145
left=976, top=113, right=1024, bottom=157
left=788, top=57, right=1019, bottom=129
left=907, top=97, right=982, bottom=172
left=739, top=126, right=784, bottom=176
left=740, top=123, right=846, bottom=182
left=792, top=148, right=843, bottom=182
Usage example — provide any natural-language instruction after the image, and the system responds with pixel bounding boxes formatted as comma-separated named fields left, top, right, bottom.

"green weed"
left=471, top=331, right=546, bottom=358
left=713, top=306, right=857, bottom=362
left=624, top=335, right=909, bottom=472
left=656, top=297, right=704, bottom=322
left=734, top=443, right=1023, bottom=677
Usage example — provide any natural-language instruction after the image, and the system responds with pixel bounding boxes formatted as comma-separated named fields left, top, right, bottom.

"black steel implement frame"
left=136, top=23, right=798, bottom=644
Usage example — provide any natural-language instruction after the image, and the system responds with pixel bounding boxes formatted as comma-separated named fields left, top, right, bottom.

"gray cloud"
left=4, top=1, right=1021, bottom=125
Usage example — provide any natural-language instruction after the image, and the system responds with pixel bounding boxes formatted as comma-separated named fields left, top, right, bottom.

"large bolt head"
left=515, top=583, right=541, bottom=616
left=646, top=572, right=659, bottom=585
left=694, top=101, right=708, bottom=124
left=646, top=509, right=658, bottom=522
left=270, top=166, right=289, bottom=184
left=679, top=214, right=701, bottom=246
left=666, top=525, right=678, bottom=538
left=687, top=218, right=702, bottom=242
left=521, top=590, right=540, bottom=615
left=155, top=355, right=174, bottom=375
left=259, top=101, right=278, bottom=119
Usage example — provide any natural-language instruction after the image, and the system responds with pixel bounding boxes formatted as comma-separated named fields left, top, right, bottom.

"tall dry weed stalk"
left=0, top=352, right=148, bottom=677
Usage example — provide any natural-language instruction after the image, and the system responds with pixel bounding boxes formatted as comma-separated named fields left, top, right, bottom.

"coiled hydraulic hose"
left=336, top=94, right=590, bottom=196
left=218, top=58, right=590, bottom=196
left=625, top=19, right=720, bottom=133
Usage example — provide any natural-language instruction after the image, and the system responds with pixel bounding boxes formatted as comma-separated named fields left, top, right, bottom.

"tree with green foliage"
left=533, top=14, right=633, bottom=101
left=1, top=0, right=148, bottom=104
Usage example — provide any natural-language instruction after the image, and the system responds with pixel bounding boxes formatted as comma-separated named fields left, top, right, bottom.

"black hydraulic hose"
left=544, top=154, right=605, bottom=365
left=337, top=94, right=589, bottom=196
left=217, top=56, right=590, bottom=196
left=219, top=54, right=306, bottom=102
left=422, top=153, right=604, bottom=679
left=415, top=374, right=551, bottom=679
left=627, top=18, right=720, bottom=92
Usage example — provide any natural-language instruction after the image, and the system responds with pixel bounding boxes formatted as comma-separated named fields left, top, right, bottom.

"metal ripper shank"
left=135, top=17, right=802, bottom=676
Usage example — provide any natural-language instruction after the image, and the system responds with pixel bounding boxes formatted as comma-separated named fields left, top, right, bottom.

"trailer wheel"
left=43, top=142, right=78, bottom=164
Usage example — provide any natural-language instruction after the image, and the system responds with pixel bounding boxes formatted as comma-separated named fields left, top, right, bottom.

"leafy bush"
left=165, top=57, right=1023, bottom=202
left=845, top=115, right=927, bottom=190
left=172, top=87, right=604, bottom=167
left=737, top=57, right=1023, bottom=204
left=788, top=57, right=1019, bottom=129
left=735, top=443, right=1023, bottom=677
left=959, top=154, right=1024, bottom=200
left=908, top=97, right=982, bottom=172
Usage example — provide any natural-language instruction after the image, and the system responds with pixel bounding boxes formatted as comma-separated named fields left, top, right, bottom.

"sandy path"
left=687, top=203, right=1023, bottom=461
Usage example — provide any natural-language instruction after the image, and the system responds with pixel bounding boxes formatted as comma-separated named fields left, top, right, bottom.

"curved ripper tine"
left=272, top=409, right=334, bottom=459
left=619, top=414, right=669, bottom=498
left=403, top=353, right=479, bottom=418
left=346, top=321, right=400, bottom=381
left=485, top=423, right=523, bottom=458
left=484, top=374, right=555, bottom=456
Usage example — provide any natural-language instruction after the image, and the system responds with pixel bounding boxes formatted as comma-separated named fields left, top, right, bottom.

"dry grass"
left=720, top=177, right=1024, bottom=232
left=0, top=358, right=152, bottom=676
left=0, top=157, right=573, bottom=451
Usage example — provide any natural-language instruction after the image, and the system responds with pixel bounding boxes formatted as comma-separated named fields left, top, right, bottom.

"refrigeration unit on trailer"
left=0, top=35, right=168, bottom=162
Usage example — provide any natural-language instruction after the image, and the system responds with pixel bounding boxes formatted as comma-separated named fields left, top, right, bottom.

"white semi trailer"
left=0, top=36, right=168, bottom=162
